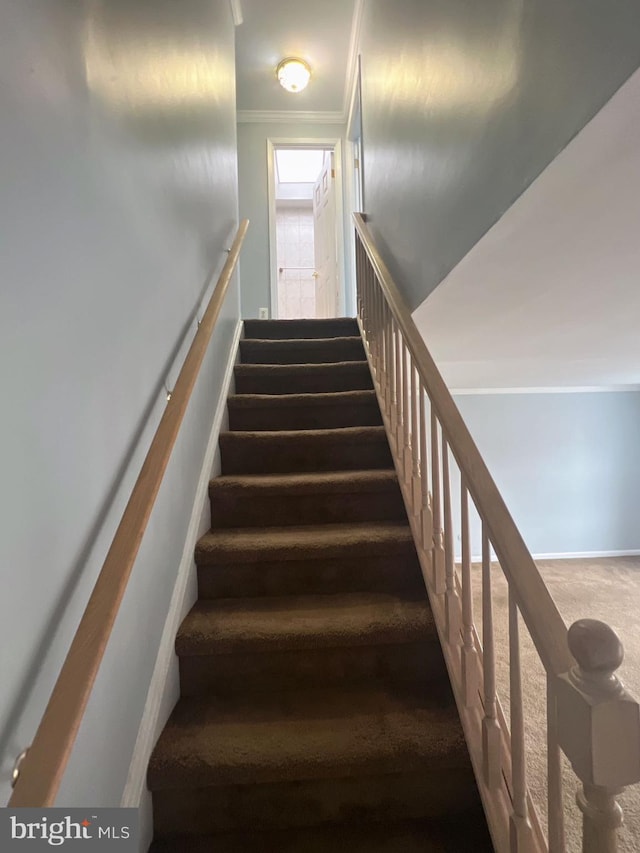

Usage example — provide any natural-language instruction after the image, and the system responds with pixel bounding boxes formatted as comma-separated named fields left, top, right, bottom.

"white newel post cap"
left=556, top=619, right=640, bottom=789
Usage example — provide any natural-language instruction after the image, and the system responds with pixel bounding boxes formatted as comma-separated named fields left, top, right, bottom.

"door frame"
left=267, top=137, right=346, bottom=319
left=344, top=55, right=364, bottom=317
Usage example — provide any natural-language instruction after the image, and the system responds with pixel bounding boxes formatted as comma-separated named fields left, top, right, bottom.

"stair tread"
left=227, top=390, right=377, bottom=408
left=243, top=318, right=359, bottom=341
left=149, top=815, right=494, bottom=853
left=240, top=337, right=365, bottom=365
left=177, top=592, right=434, bottom=656
left=221, top=424, right=387, bottom=441
left=233, top=361, right=374, bottom=395
left=209, top=469, right=399, bottom=496
left=196, top=520, right=414, bottom=564
left=242, top=335, right=363, bottom=346
left=235, top=360, right=370, bottom=372
left=148, top=685, right=468, bottom=791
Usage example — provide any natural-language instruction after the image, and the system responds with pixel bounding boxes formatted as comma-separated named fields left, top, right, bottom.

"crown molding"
left=237, top=110, right=345, bottom=125
left=229, top=0, right=243, bottom=26
left=343, top=0, right=364, bottom=117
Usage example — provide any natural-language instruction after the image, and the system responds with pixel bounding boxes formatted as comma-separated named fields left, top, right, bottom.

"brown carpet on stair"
left=147, top=317, right=493, bottom=851
left=234, top=360, right=374, bottom=394
left=227, top=389, right=383, bottom=430
left=150, top=814, right=494, bottom=853
left=219, top=425, right=393, bottom=474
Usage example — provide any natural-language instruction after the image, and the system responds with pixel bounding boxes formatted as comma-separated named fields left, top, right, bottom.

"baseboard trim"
left=462, top=549, right=640, bottom=563
left=531, top=549, right=640, bottom=560
left=120, top=320, right=242, bottom=845
left=452, top=385, right=640, bottom=395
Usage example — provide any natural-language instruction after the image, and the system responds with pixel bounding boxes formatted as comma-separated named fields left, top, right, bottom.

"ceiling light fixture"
left=276, top=58, right=311, bottom=93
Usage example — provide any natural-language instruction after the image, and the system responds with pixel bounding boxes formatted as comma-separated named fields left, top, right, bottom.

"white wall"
left=452, top=392, right=640, bottom=558
left=237, top=121, right=352, bottom=319
left=359, top=0, right=640, bottom=312
left=414, top=69, right=640, bottom=391
left=0, top=0, right=239, bottom=806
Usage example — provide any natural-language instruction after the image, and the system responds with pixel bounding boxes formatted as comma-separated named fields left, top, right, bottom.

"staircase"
left=147, top=318, right=493, bottom=852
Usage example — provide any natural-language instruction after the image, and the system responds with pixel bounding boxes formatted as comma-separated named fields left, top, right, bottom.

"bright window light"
left=275, top=149, right=325, bottom=183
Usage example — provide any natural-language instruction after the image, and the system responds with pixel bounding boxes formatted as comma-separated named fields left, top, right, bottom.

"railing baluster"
left=482, top=522, right=502, bottom=789
left=355, top=234, right=363, bottom=321
left=402, top=342, right=411, bottom=483
left=360, top=253, right=368, bottom=347
left=509, top=589, right=533, bottom=850
left=371, top=267, right=384, bottom=380
left=547, top=674, right=565, bottom=853
left=384, top=299, right=391, bottom=410
left=461, top=480, right=479, bottom=706
left=442, top=435, right=461, bottom=644
left=377, top=293, right=385, bottom=404
left=419, top=383, right=432, bottom=550
left=363, top=252, right=371, bottom=343
left=393, top=318, right=402, bottom=444
left=410, top=359, right=420, bottom=507
left=377, top=273, right=384, bottom=383
left=372, top=271, right=380, bottom=379
left=431, top=411, right=445, bottom=594
left=383, top=300, right=391, bottom=416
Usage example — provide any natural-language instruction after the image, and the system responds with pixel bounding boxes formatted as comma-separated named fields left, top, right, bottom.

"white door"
left=312, top=151, right=338, bottom=318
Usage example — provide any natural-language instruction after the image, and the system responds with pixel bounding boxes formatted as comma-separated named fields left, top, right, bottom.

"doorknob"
left=312, top=271, right=319, bottom=278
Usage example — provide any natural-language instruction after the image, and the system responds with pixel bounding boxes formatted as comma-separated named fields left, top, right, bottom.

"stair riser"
left=244, top=318, right=359, bottom=340
left=220, top=433, right=393, bottom=475
left=240, top=338, right=365, bottom=364
left=179, top=641, right=446, bottom=698
left=197, top=555, right=425, bottom=599
left=152, top=769, right=479, bottom=838
left=234, top=364, right=374, bottom=395
left=210, top=488, right=406, bottom=528
left=228, top=401, right=382, bottom=431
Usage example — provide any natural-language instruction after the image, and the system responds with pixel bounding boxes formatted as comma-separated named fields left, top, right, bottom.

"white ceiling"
left=234, top=0, right=359, bottom=121
left=413, top=68, right=640, bottom=393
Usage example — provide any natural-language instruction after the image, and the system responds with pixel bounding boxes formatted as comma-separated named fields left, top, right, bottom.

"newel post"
left=555, top=620, right=640, bottom=853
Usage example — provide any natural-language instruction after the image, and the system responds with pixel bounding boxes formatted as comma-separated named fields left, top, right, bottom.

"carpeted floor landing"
left=147, top=317, right=494, bottom=852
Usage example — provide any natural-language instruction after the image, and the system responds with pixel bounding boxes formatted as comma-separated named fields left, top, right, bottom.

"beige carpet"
left=471, top=556, right=640, bottom=852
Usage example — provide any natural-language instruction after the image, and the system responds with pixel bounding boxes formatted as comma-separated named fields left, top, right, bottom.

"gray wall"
left=0, top=0, right=239, bottom=805
left=237, top=121, right=350, bottom=319
left=453, top=392, right=640, bottom=556
left=359, top=0, right=640, bottom=310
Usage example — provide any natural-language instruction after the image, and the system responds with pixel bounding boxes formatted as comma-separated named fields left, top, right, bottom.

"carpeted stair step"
left=220, top=426, right=392, bottom=475
left=176, top=592, right=445, bottom=696
left=244, top=317, right=359, bottom=340
left=209, top=470, right=405, bottom=528
left=148, top=316, right=493, bottom=850
left=150, top=768, right=482, bottom=839
left=239, top=336, right=365, bottom=365
left=147, top=686, right=479, bottom=836
left=227, top=390, right=382, bottom=431
left=197, top=551, right=425, bottom=600
left=234, top=361, right=374, bottom=395
left=196, top=520, right=414, bottom=567
left=149, top=813, right=494, bottom=852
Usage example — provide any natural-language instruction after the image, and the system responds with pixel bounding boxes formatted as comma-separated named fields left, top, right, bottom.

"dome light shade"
left=276, top=58, right=311, bottom=93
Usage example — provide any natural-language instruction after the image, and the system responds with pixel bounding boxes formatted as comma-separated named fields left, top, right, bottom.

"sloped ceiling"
left=234, top=0, right=359, bottom=121
left=413, top=69, right=640, bottom=392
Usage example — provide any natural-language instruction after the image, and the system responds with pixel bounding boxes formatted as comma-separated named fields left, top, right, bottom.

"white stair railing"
left=354, top=213, right=640, bottom=853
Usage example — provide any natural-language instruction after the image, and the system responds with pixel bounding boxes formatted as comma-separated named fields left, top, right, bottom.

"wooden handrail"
left=353, top=213, right=573, bottom=678
left=10, top=220, right=249, bottom=807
